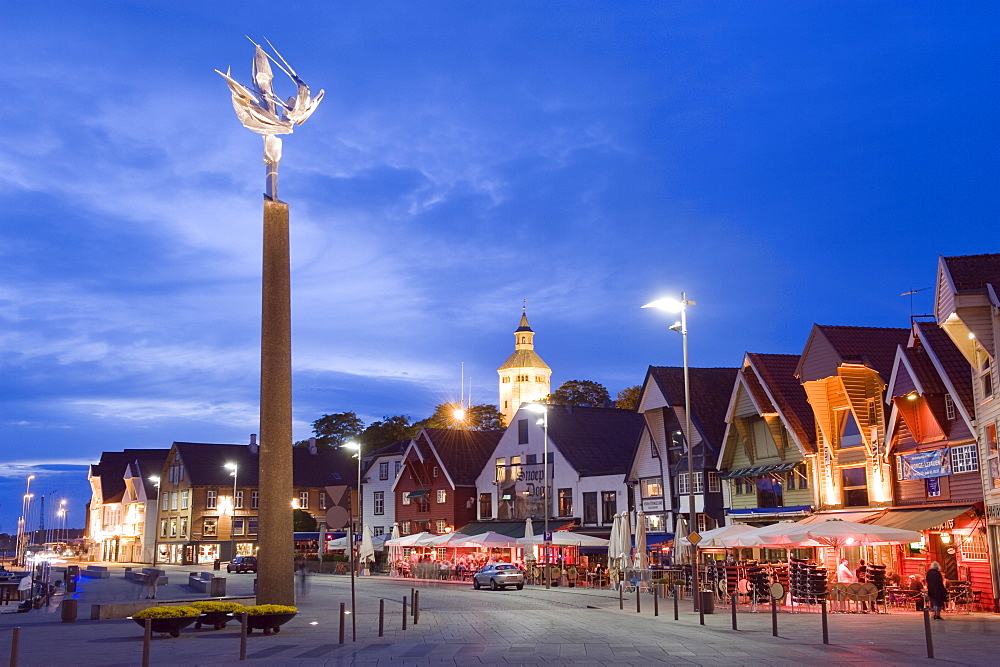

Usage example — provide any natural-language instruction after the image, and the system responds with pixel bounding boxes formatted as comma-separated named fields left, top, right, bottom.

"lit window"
left=203, top=518, right=218, bottom=537
left=402, top=494, right=411, bottom=505
left=206, top=490, right=217, bottom=510
left=558, top=488, right=573, bottom=516
left=181, top=490, right=189, bottom=510
left=987, top=423, right=999, bottom=454
left=169, top=518, right=177, bottom=537
left=401, top=521, right=411, bottom=534
left=179, top=517, right=188, bottom=538
left=436, top=520, right=447, bottom=533
left=319, top=493, right=326, bottom=510
left=170, top=491, right=178, bottom=510
left=433, top=466, right=439, bottom=478
left=159, top=519, right=167, bottom=537
left=960, top=532, right=988, bottom=561
left=437, top=489, right=447, bottom=503
left=640, top=478, right=663, bottom=498
left=951, top=444, right=980, bottom=474
left=299, top=491, right=309, bottom=509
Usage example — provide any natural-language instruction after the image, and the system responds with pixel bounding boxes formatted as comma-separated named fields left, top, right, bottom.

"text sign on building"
left=497, top=461, right=551, bottom=520
left=641, top=498, right=665, bottom=513
left=899, top=450, right=951, bottom=480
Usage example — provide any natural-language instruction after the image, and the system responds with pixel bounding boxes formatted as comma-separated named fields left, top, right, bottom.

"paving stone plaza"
left=1, top=564, right=998, bottom=665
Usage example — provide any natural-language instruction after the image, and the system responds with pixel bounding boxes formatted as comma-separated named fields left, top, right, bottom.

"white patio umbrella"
left=722, top=521, right=812, bottom=548
left=425, top=532, right=473, bottom=547
left=384, top=532, right=437, bottom=547
left=772, top=518, right=921, bottom=548
left=633, top=511, right=648, bottom=569
left=681, top=522, right=756, bottom=548
left=467, top=531, right=520, bottom=548
left=518, top=531, right=611, bottom=547
left=358, top=524, right=376, bottom=566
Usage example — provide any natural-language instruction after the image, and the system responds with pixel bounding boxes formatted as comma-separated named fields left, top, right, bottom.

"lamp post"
left=149, top=476, right=161, bottom=565
left=340, top=440, right=361, bottom=641
left=58, top=499, right=67, bottom=547
left=524, top=404, right=551, bottom=589
left=18, top=475, right=36, bottom=566
left=225, top=463, right=239, bottom=560
left=643, top=293, right=698, bottom=613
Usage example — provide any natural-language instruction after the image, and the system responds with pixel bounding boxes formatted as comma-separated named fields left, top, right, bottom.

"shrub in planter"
left=241, top=604, right=298, bottom=635
left=189, top=601, right=246, bottom=630
left=131, top=605, right=200, bottom=637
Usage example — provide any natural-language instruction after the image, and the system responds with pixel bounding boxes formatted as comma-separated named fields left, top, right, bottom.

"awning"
left=720, top=461, right=800, bottom=479
left=727, top=505, right=811, bottom=517
left=868, top=506, right=973, bottom=532
left=406, top=490, right=429, bottom=499
left=797, top=509, right=883, bottom=525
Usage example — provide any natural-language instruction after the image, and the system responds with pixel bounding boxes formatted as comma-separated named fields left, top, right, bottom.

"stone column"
left=257, top=197, right=294, bottom=605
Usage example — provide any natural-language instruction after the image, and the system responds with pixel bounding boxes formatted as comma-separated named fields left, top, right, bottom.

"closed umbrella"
left=608, top=512, right=621, bottom=566
left=524, top=517, right=534, bottom=539
left=390, top=523, right=401, bottom=540
left=358, top=524, right=376, bottom=568
left=618, top=513, right=632, bottom=571
left=633, top=511, right=648, bottom=570
left=673, top=515, right=690, bottom=565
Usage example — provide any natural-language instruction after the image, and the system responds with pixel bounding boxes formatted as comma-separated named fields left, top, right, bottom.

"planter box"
left=132, top=616, right=196, bottom=638
left=239, top=612, right=297, bottom=635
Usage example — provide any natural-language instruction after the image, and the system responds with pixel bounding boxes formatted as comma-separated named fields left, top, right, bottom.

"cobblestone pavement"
left=1, top=563, right=998, bottom=665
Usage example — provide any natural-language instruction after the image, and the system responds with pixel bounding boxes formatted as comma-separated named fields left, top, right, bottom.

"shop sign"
left=641, top=498, right=665, bottom=512
left=899, top=449, right=951, bottom=480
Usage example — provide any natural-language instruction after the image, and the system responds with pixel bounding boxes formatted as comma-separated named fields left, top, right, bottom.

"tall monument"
left=497, top=307, right=552, bottom=424
left=217, top=38, right=323, bottom=606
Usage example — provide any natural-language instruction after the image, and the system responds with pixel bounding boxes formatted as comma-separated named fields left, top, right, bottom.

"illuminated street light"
left=225, top=462, right=239, bottom=560
left=523, top=403, right=551, bottom=589
left=643, top=292, right=700, bottom=620
left=339, top=439, right=361, bottom=641
left=149, top=476, right=161, bottom=564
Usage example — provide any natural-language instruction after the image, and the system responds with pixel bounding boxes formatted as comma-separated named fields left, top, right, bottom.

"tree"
left=303, top=412, right=365, bottom=449
left=293, top=508, right=317, bottom=532
left=414, top=402, right=507, bottom=430
left=615, top=385, right=641, bottom=410
left=545, top=380, right=611, bottom=407
left=360, top=415, right=419, bottom=450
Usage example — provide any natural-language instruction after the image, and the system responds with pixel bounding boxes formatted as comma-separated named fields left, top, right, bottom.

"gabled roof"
left=91, top=449, right=171, bottom=503
left=416, top=428, right=504, bottom=486
left=941, top=253, right=1000, bottom=291
left=545, top=405, right=645, bottom=477
left=746, top=353, right=816, bottom=453
left=172, top=442, right=358, bottom=488
left=916, top=321, right=975, bottom=418
left=797, top=325, right=910, bottom=382
left=648, top=366, right=740, bottom=448
left=361, top=439, right=410, bottom=480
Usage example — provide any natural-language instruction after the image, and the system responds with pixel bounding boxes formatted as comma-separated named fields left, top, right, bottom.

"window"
left=987, top=423, right=999, bottom=454
left=651, top=441, right=659, bottom=458
left=374, top=526, right=385, bottom=537
left=417, top=497, right=430, bottom=513
left=479, top=493, right=493, bottom=518
left=379, top=462, right=389, bottom=480
left=951, top=444, right=980, bottom=474
left=960, top=532, right=988, bottom=561
left=319, top=493, right=326, bottom=510
left=170, top=491, right=178, bottom=511
left=795, top=464, right=808, bottom=489
left=583, top=492, right=598, bottom=525
left=299, top=491, right=309, bottom=509
left=980, top=357, right=994, bottom=399
left=402, top=494, right=411, bottom=505
left=945, top=394, right=956, bottom=420
left=247, top=517, right=258, bottom=535
left=558, top=488, right=573, bottom=516
left=435, top=520, right=447, bottom=533
left=841, top=467, right=869, bottom=507
left=495, top=457, right=506, bottom=482
left=518, top=419, right=529, bottom=444
left=251, top=490, right=259, bottom=509
left=181, top=490, right=189, bottom=510
left=735, top=478, right=744, bottom=495
left=437, top=489, right=447, bottom=503
left=206, top=490, right=217, bottom=510
left=601, top=491, right=617, bottom=524
left=526, top=454, right=537, bottom=464
left=160, top=519, right=167, bottom=538
left=926, top=477, right=942, bottom=498
left=756, top=475, right=784, bottom=507
left=509, top=456, right=521, bottom=483
left=502, top=376, right=510, bottom=383
left=395, top=461, right=402, bottom=477
left=161, top=493, right=169, bottom=511
left=203, top=518, right=217, bottom=537
left=169, top=518, right=177, bottom=538
left=234, top=490, right=243, bottom=509
left=707, top=472, right=720, bottom=493
left=640, top=478, right=663, bottom=498
left=677, top=473, right=690, bottom=495
left=179, top=517, right=188, bottom=538
left=232, top=517, right=245, bottom=535
left=401, top=521, right=411, bottom=534
left=374, top=491, right=384, bottom=515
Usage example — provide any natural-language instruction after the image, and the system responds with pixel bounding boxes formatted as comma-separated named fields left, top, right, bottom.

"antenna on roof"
left=899, top=287, right=930, bottom=318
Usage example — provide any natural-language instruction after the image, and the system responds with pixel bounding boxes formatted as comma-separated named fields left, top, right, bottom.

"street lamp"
left=149, top=476, right=160, bottom=565
left=643, top=293, right=699, bottom=618
left=524, top=403, right=551, bottom=589
left=225, top=462, right=239, bottom=560
left=340, top=439, right=361, bottom=641
left=18, top=474, right=36, bottom=566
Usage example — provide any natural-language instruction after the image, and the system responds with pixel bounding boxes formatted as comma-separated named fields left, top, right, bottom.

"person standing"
left=926, top=561, right=947, bottom=619
left=855, top=559, right=869, bottom=612
left=836, top=558, right=855, bottom=583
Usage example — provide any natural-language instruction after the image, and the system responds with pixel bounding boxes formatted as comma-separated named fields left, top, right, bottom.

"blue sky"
left=1, top=2, right=996, bottom=532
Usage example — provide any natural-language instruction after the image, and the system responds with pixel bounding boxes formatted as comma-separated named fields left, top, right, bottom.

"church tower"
left=498, top=308, right=552, bottom=425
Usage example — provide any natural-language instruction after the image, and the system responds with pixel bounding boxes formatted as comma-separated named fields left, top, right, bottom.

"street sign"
left=354, top=533, right=363, bottom=543
left=687, top=531, right=702, bottom=546
left=543, top=531, right=552, bottom=542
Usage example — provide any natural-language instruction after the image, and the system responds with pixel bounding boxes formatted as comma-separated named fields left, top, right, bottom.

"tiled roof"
left=546, top=405, right=645, bottom=477
left=420, top=428, right=504, bottom=486
left=746, top=353, right=817, bottom=453
left=173, top=442, right=358, bottom=488
left=902, top=347, right=945, bottom=395
left=942, top=253, right=1000, bottom=291
left=815, top=325, right=910, bottom=381
left=916, top=321, right=975, bottom=418
left=650, top=366, right=740, bottom=449
left=498, top=349, right=550, bottom=370
left=92, top=449, right=171, bottom=503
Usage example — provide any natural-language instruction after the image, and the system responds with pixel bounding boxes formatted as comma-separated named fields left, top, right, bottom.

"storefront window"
left=197, top=544, right=219, bottom=564
left=841, top=466, right=869, bottom=507
left=203, top=518, right=218, bottom=537
left=558, top=488, right=573, bottom=516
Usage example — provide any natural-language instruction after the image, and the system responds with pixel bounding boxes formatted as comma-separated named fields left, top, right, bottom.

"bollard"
left=402, top=597, right=408, bottom=630
left=240, top=613, right=248, bottom=660
left=636, top=587, right=641, bottom=613
left=619, top=583, right=623, bottom=610
left=699, top=590, right=705, bottom=626
left=411, top=587, right=415, bottom=614
left=414, top=589, right=420, bottom=625
left=821, top=598, right=829, bottom=645
left=771, top=597, right=778, bottom=637
left=923, top=606, right=934, bottom=659
left=379, top=599, right=384, bottom=637
left=339, top=603, right=345, bottom=645
left=732, top=594, right=738, bottom=631
left=142, top=618, right=151, bottom=667
left=654, top=586, right=659, bottom=617
left=673, top=585, right=680, bottom=620
left=10, top=627, right=19, bottom=667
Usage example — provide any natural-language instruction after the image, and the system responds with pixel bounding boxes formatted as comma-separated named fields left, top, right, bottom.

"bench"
left=90, top=595, right=255, bottom=620
left=189, top=571, right=226, bottom=596
left=82, top=566, right=110, bottom=579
